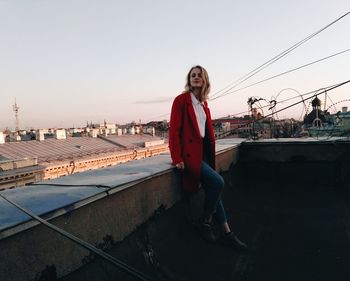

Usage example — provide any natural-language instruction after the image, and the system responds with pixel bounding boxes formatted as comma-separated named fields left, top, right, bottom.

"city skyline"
left=1, top=1, right=350, bottom=130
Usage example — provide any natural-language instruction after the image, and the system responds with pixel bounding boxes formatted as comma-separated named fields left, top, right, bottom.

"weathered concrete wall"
left=0, top=165, right=44, bottom=190
left=0, top=158, right=38, bottom=171
left=3, top=139, right=350, bottom=281
left=237, top=140, right=350, bottom=188
left=0, top=144, right=239, bottom=281
left=216, top=145, right=239, bottom=172
left=0, top=172, right=181, bottom=281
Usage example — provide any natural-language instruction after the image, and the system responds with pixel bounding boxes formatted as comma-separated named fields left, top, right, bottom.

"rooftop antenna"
left=13, top=98, right=20, bottom=132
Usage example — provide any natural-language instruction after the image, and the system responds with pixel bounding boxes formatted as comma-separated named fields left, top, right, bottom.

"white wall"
left=0, top=132, right=4, bottom=144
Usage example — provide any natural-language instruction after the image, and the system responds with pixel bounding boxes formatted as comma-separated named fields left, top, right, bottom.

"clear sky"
left=1, top=0, right=349, bottom=130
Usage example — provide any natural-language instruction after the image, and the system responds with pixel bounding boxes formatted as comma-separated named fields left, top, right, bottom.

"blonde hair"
left=185, top=65, right=211, bottom=102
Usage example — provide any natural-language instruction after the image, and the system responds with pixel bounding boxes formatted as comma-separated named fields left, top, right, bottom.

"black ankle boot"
left=221, top=232, right=247, bottom=250
left=196, top=220, right=216, bottom=242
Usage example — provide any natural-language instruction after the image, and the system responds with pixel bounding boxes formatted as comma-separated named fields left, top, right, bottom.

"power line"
left=217, top=79, right=350, bottom=138
left=143, top=9, right=350, bottom=123
left=210, top=11, right=350, bottom=99
left=260, top=80, right=350, bottom=120
left=218, top=82, right=342, bottom=118
left=146, top=48, right=350, bottom=123
left=211, top=48, right=350, bottom=101
left=144, top=11, right=350, bottom=122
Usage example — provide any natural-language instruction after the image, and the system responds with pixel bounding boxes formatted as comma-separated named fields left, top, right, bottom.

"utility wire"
left=224, top=81, right=343, bottom=118
left=0, top=193, right=156, bottom=281
left=140, top=12, right=350, bottom=122
left=210, top=11, right=350, bottom=99
left=262, top=81, right=349, bottom=118
left=217, top=79, right=350, bottom=138
left=211, top=48, right=350, bottom=101
left=145, top=48, right=350, bottom=122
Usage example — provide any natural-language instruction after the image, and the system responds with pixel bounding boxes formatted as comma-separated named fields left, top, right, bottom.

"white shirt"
left=190, top=92, right=206, bottom=138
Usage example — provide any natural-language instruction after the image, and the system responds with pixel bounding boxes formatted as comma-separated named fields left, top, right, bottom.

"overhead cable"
left=211, top=48, right=350, bottom=101
left=217, top=78, right=350, bottom=137
left=210, top=11, right=350, bottom=99
left=145, top=47, right=350, bottom=122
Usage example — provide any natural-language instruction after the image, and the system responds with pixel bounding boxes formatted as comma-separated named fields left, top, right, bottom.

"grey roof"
left=0, top=135, right=165, bottom=164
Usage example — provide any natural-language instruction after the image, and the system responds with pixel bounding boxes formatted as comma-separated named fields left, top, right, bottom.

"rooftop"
left=0, top=135, right=165, bottom=164
left=1, top=137, right=350, bottom=281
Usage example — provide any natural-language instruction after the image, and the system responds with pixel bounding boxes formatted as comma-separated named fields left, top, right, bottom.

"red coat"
left=169, top=92, right=216, bottom=192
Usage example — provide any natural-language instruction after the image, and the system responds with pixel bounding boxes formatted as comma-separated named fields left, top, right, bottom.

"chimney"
left=342, top=106, right=348, bottom=113
left=89, top=129, right=98, bottom=138
left=55, top=129, right=67, bottom=140
left=0, top=132, right=4, bottom=144
left=36, top=129, right=45, bottom=141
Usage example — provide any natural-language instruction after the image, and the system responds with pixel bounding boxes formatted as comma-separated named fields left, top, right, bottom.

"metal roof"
left=0, top=135, right=165, bottom=164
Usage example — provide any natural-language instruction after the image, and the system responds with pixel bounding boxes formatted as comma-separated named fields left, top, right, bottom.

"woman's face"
left=190, top=68, right=203, bottom=88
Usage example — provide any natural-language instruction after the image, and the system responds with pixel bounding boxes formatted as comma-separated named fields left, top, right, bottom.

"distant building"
left=212, top=117, right=252, bottom=138
left=0, top=158, right=44, bottom=190
left=306, top=105, right=350, bottom=137
left=0, top=133, right=168, bottom=189
left=0, top=132, right=4, bottom=144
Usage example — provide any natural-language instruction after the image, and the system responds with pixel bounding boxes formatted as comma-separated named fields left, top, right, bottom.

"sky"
left=0, top=0, right=349, bottom=130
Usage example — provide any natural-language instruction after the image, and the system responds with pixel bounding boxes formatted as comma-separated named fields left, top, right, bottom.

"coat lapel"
left=185, top=92, right=202, bottom=138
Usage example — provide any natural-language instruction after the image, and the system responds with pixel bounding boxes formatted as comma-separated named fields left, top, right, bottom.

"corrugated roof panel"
left=0, top=135, right=167, bottom=163
left=0, top=137, right=121, bottom=162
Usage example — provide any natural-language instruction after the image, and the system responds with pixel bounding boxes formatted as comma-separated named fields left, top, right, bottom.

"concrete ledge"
left=0, top=167, right=181, bottom=280
left=3, top=137, right=350, bottom=281
left=238, top=138, right=350, bottom=188
left=0, top=139, right=242, bottom=281
left=59, top=138, right=350, bottom=281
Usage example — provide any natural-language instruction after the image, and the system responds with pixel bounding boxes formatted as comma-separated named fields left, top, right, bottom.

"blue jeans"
left=200, top=161, right=227, bottom=224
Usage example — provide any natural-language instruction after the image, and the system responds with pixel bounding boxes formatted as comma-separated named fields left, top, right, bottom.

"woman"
left=169, top=65, right=247, bottom=249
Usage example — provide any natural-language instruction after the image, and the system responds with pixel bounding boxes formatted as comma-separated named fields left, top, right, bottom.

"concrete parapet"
left=237, top=138, right=350, bottom=188
left=0, top=139, right=241, bottom=281
left=0, top=172, right=181, bottom=280
left=0, top=158, right=37, bottom=171
left=0, top=138, right=348, bottom=280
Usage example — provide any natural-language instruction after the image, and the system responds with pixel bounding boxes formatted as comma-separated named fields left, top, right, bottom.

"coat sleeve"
left=169, top=95, right=184, bottom=165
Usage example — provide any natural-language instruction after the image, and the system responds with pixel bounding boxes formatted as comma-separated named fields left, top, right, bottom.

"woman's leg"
left=199, top=161, right=247, bottom=249
left=200, top=161, right=227, bottom=224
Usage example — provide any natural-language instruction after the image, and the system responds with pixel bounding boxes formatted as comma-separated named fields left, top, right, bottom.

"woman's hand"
left=175, top=162, right=185, bottom=170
